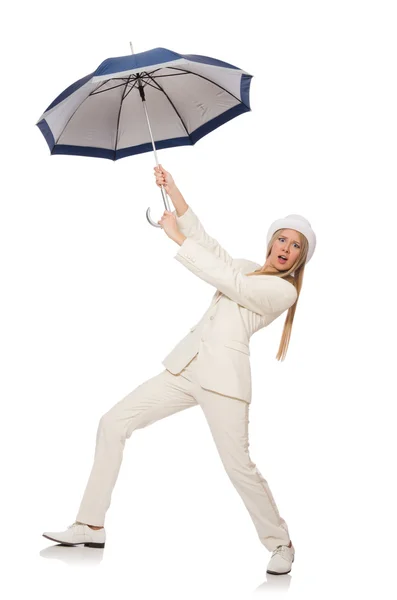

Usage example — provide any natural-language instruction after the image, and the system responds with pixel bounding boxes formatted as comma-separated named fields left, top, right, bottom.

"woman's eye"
left=279, top=237, right=299, bottom=249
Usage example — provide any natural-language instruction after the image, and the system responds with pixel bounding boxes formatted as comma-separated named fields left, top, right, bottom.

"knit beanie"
left=266, top=214, right=316, bottom=264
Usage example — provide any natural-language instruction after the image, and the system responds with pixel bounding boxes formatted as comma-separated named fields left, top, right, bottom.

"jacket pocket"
left=224, top=340, right=250, bottom=355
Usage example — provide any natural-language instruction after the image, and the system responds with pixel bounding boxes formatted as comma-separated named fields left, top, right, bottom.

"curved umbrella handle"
left=146, top=184, right=171, bottom=228
left=145, top=207, right=162, bottom=228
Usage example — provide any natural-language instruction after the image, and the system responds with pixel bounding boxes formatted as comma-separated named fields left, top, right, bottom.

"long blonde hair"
left=245, top=229, right=309, bottom=361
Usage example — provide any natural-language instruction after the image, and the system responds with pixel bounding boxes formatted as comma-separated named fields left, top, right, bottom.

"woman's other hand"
left=157, top=210, right=185, bottom=245
left=154, top=164, right=175, bottom=195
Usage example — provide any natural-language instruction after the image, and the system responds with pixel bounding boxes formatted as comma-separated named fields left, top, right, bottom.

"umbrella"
left=36, top=45, right=253, bottom=227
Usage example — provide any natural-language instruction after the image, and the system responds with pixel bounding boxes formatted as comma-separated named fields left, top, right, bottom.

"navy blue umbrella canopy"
left=36, top=47, right=253, bottom=161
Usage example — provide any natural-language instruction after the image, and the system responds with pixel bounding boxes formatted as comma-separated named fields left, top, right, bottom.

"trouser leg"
left=75, top=368, right=197, bottom=526
left=198, top=392, right=290, bottom=551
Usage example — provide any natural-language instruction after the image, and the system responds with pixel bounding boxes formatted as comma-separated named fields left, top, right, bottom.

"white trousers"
left=75, top=353, right=291, bottom=551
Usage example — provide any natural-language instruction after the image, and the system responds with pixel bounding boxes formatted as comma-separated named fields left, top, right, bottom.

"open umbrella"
left=36, top=45, right=253, bottom=227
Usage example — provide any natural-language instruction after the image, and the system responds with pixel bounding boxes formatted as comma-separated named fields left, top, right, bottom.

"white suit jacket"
left=161, top=205, right=298, bottom=403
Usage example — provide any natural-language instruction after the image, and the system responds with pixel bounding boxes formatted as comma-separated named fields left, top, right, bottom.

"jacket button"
left=210, top=316, right=214, bottom=320
left=201, top=337, right=204, bottom=341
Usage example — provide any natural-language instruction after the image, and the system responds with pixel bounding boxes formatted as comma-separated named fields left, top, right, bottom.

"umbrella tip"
left=129, top=41, right=134, bottom=54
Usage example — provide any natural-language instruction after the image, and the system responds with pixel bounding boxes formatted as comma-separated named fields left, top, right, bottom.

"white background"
left=1, top=1, right=396, bottom=598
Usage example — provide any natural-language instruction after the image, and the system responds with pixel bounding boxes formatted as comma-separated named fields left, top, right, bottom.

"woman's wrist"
left=167, top=182, right=179, bottom=196
left=174, top=233, right=187, bottom=246
left=167, top=184, right=189, bottom=217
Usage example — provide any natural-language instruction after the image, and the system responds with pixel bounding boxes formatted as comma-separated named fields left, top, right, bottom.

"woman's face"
left=266, top=229, right=302, bottom=272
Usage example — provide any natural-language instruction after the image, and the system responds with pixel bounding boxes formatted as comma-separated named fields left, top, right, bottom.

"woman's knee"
left=97, top=409, right=124, bottom=439
left=97, top=389, right=143, bottom=439
left=96, top=374, right=166, bottom=440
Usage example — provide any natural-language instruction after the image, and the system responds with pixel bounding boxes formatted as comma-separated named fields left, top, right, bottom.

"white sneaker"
left=266, top=543, right=294, bottom=575
left=42, top=522, right=106, bottom=548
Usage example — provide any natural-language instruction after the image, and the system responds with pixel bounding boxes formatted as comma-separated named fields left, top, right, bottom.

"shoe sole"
left=42, top=534, right=105, bottom=548
left=266, top=569, right=291, bottom=575
left=266, top=556, right=294, bottom=575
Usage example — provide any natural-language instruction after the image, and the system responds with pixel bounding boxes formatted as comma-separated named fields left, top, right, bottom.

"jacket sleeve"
left=173, top=204, right=235, bottom=266
left=174, top=237, right=298, bottom=316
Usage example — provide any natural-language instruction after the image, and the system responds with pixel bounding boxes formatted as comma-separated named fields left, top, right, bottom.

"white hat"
left=266, top=214, right=316, bottom=264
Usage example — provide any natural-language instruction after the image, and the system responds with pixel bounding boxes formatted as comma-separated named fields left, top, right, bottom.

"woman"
left=43, top=165, right=316, bottom=576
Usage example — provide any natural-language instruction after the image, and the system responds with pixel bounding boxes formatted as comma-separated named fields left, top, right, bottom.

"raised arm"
left=154, top=165, right=235, bottom=266
left=173, top=204, right=236, bottom=266
left=174, top=237, right=297, bottom=316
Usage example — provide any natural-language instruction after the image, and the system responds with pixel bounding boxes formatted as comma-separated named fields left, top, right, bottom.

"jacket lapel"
left=213, top=290, right=223, bottom=305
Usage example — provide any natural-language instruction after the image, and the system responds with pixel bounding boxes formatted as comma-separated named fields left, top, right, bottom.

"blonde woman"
left=43, top=165, right=316, bottom=576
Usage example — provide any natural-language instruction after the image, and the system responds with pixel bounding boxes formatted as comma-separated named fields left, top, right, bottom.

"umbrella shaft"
left=140, top=92, right=170, bottom=210
left=141, top=99, right=158, bottom=163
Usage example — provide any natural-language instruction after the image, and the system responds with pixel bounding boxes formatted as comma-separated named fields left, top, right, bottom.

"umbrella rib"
left=115, top=76, right=134, bottom=155
left=144, top=73, right=191, bottom=138
left=89, top=74, right=186, bottom=99
left=146, top=72, right=186, bottom=78
left=91, top=81, right=132, bottom=96
left=164, top=67, right=244, bottom=105
left=89, top=79, right=113, bottom=94
left=136, top=67, right=186, bottom=79
left=143, top=65, right=243, bottom=103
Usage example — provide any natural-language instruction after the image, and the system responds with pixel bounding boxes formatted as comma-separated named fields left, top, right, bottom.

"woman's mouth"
left=277, top=255, right=288, bottom=265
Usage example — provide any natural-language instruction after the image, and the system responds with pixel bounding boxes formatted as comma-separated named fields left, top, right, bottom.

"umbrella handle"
left=146, top=184, right=171, bottom=228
